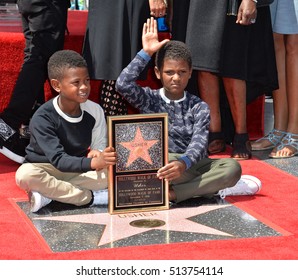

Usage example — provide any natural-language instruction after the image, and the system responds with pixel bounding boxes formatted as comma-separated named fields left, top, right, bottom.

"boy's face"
left=51, top=67, right=90, bottom=104
left=154, top=58, right=192, bottom=100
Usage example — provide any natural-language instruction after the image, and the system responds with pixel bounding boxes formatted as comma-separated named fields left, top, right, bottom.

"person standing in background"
left=251, top=0, right=298, bottom=159
left=0, top=0, right=70, bottom=163
left=184, top=0, right=278, bottom=160
left=82, top=0, right=168, bottom=117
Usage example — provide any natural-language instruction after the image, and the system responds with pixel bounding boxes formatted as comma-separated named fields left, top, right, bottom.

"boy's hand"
left=90, top=147, right=116, bottom=171
left=87, top=149, right=101, bottom=158
left=102, top=146, right=117, bottom=165
left=142, top=17, right=169, bottom=57
left=157, top=160, right=186, bottom=181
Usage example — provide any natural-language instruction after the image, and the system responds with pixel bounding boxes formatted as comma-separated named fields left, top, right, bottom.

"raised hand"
left=142, top=17, right=170, bottom=57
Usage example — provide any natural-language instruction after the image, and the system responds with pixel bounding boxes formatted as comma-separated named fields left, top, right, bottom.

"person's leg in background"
left=251, top=33, right=288, bottom=151
left=269, top=33, right=298, bottom=158
left=198, top=71, right=252, bottom=159
left=0, top=0, right=69, bottom=163
left=223, top=77, right=252, bottom=160
left=198, top=71, right=226, bottom=154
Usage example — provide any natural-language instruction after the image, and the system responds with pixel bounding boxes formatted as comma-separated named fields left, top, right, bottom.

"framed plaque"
left=107, top=113, right=169, bottom=214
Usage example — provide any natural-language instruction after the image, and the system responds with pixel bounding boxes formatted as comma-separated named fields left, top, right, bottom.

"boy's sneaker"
left=217, top=175, right=262, bottom=199
left=29, top=191, right=52, bottom=213
left=92, top=189, right=108, bottom=206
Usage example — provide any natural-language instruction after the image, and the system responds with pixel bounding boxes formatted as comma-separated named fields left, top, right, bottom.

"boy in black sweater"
left=16, top=50, right=116, bottom=212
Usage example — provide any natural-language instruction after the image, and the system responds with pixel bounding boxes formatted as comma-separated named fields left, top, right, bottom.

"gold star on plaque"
left=119, top=127, right=158, bottom=167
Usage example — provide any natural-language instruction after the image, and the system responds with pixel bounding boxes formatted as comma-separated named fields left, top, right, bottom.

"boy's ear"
left=50, top=79, right=61, bottom=93
left=154, top=66, right=161, bottom=80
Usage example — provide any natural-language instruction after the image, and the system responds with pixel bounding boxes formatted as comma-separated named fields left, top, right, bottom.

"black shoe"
left=0, top=132, right=29, bottom=163
left=0, top=117, right=15, bottom=141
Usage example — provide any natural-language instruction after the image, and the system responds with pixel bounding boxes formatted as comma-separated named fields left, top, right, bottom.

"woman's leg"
left=272, top=33, right=289, bottom=131
left=198, top=71, right=225, bottom=154
left=285, top=34, right=298, bottom=134
left=223, top=77, right=251, bottom=159
left=251, top=33, right=288, bottom=151
left=270, top=33, right=298, bottom=158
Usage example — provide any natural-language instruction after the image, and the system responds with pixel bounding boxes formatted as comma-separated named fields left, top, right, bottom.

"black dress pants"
left=0, top=0, right=70, bottom=130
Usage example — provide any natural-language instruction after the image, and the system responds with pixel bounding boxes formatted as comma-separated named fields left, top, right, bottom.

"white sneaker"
left=92, top=189, right=108, bottom=206
left=217, top=175, right=262, bottom=199
left=29, top=191, right=52, bottom=212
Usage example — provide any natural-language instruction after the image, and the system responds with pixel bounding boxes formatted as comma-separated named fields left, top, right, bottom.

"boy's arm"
left=115, top=18, right=169, bottom=111
left=28, top=101, right=110, bottom=173
left=115, top=50, right=154, bottom=111
left=157, top=102, right=210, bottom=181
left=184, top=103, right=210, bottom=164
left=29, top=114, right=93, bottom=172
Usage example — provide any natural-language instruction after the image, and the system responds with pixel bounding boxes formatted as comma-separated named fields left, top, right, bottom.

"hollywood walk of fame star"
left=119, top=127, right=159, bottom=167
left=34, top=204, right=233, bottom=247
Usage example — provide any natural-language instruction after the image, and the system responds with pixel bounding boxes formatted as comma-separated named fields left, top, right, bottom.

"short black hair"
left=47, top=50, right=88, bottom=80
left=155, top=40, right=192, bottom=70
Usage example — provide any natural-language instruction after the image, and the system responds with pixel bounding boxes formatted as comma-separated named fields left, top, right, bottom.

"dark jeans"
left=0, top=0, right=69, bottom=130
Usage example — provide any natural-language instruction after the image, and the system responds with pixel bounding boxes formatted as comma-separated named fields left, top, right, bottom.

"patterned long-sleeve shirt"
left=116, top=50, right=210, bottom=169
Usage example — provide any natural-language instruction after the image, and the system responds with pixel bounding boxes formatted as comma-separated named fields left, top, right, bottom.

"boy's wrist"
left=143, top=49, right=154, bottom=57
left=138, top=49, right=152, bottom=62
left=178, top=155, right=191, bottom=170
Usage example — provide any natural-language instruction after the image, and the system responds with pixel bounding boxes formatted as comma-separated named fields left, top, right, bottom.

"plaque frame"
left=107, top=113, right=169, bottom=214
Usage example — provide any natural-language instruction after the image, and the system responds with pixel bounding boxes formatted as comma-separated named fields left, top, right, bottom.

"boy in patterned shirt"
left=116, top=18, right=261, bottom=203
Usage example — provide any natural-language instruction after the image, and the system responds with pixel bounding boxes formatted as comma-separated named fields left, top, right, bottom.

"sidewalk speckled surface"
left=16, top=196, right=282, bottom=252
